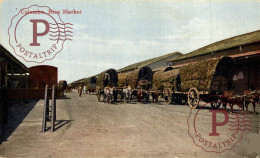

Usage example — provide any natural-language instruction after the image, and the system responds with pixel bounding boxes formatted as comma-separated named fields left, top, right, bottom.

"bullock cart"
left=84, top=76, right=97, bottom=94
left=96, top=69, right=119, bottom=102
left=152, top=67, right=180, bottom=104
left=161, top=57, right=235, bottom=108
left=58, top=80, right=67, bottom=97
left=58, top=80, right=67, bottom=90
left=117, top=72, right=132, bottom=102
left=123, top=66, right=153, bottom=102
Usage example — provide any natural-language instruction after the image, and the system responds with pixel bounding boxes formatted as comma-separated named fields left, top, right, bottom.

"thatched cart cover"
left=125, top=69, right=139, bottom=88
left=58, top=80, right=67, bottom=89
left=90, top=76, right=97, bottom=85
left=152, top=68, right=179, bottom=90
left=84, top=76, right=97, bottom=89
left=179, top=57, right=235, bottom=92
left=96, top=69, right=118, bottom=89
left=84, top=78, right=90, bottom=88
left=118, top=73, right=127, bottom=87
left=125, top=66, right=153, bottom=89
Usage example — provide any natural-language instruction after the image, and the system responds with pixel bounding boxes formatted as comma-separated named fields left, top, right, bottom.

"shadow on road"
left=1, top=99, right=39, bottom=143
left=44, top=120, right=73, bottom=132
left=54, top=120, right=73, bottom=131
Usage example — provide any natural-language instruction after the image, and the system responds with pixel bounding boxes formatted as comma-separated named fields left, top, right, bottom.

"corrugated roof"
left=118, top=52, right=182, bottom=72
left=71, top=74, right=99, bottom=84
left=72, top=78, right=87, bottom=84
left=168, top=30, right=260, bottom=62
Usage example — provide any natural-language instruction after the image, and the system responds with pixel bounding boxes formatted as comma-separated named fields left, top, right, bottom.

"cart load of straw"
left=179, top=57, right=235, bottom=93
left=125, top=69, right=139, bottom=89
left=58, top=80, right=67, bottom=90
left=125, top=66, right=153, bottom=89
left=84, top=78, right=90, bottom=88
left=96, top=69, right=118, bottom=89
left=152, top=68, right=179, bottom=90
left=118, top=72, right=127, bottom=87
left=84, top=76, right=97, bottom=89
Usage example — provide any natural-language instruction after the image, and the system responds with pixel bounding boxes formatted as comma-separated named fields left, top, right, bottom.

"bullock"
left=104, top=87, right=113, bottom=104
left=243, top=90, right=260, bottom=113
left=137, top=89, right=143, bottom=103
left=220, top=91, right=244, bottom=113
left=151, top=91, right=159, bottom=104
left=88, top=88, right=96, bottom=95
left=121, top=86, right=132, bottom=103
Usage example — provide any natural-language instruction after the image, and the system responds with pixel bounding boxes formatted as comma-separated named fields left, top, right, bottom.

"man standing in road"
left=79, top=85, right=83, bottom=97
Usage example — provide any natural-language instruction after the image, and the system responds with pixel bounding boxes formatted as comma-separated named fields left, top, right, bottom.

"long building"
left=117, top=52, right=182, bottom=73
left=167, top=30, right=260, bottom=93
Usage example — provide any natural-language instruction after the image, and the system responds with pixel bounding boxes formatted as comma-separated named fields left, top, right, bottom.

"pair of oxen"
left=220, top=90, right=260, bottom=113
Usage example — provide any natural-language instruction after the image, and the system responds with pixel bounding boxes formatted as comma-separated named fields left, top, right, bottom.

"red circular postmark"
left=8, top=5, right=73, bottom=63
left=187, top=101, right=253, bottom=153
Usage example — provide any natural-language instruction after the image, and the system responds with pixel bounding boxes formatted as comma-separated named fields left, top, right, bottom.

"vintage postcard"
left=0, top=0, right=259, bottom=157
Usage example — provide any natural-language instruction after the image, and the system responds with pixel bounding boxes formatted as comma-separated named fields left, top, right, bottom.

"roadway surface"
left=0, top=90, right=259, bottom=157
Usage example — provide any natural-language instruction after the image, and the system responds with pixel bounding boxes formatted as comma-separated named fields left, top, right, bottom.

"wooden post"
left=51, top=85, right=56, bottom=132
left=42, top=85, right=48, bottom=132
left=25, top=73, right=28, bottom=88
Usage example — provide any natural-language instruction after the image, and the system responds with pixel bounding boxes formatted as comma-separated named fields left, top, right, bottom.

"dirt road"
left=0, top=91, right=259, bottom=157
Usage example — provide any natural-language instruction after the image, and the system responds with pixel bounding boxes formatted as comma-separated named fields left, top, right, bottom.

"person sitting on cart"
left=104, top=73, right=110, bottom=87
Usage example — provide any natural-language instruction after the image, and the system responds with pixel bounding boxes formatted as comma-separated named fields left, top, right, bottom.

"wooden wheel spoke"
left=188, top=88, right=199, bottom=109
left=164, top=89, right=172, bottom=104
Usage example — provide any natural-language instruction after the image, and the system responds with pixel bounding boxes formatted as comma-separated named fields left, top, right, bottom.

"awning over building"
left=0, top=44, right=29, bottom=74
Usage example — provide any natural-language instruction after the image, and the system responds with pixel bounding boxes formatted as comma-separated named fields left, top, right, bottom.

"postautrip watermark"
left=187, top=100, right=253, bottom=153
left=8, top=5, right=74, bottom=63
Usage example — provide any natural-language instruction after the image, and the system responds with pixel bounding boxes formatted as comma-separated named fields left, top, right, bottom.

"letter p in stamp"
left=187, top=101, right=253, bottom=153
left=8, top=5, right=73, bottom=63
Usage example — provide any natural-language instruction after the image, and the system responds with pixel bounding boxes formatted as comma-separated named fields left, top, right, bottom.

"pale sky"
left=0, top=0, right=259, bottom=83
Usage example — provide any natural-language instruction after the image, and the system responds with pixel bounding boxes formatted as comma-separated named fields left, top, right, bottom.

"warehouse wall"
left=7, top=75, right=28, bottom=88
left=148, top=53, right=181, bottom=70
left=232, top=57, right=260, bottom=93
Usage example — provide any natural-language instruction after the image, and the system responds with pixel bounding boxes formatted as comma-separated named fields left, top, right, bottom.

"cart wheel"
left=188, top=88, right=200, bottom=109
left=210, top=101, right=221, bottom=109
left=164, top=89, right=172, bottom=105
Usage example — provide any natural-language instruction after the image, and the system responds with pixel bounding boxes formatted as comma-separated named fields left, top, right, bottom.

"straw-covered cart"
left=123, top=66, right=153, bottom=102
left=154, top=57, right=235, bottom=108
left=58, top=80, right=67, bottom=90
left=152, top=67, right=180, bottom=104
left=96, top=69, right=118, bottom=102
left=126, top=66, right=153, bottom=89
left=84, top=76, right=97, bottom=94
left=118, top=72, right=127, bottom=87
